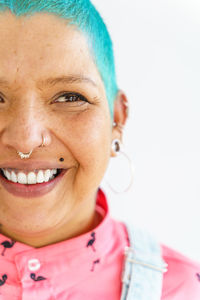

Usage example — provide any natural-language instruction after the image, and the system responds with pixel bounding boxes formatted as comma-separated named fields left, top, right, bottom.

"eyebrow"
left=0, top=75, right=98, bottom=89
left=37, top=75, right=98, bottom=90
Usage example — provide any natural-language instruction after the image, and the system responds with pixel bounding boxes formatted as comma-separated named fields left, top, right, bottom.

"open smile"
left=0, top=168, right=67, bottom=198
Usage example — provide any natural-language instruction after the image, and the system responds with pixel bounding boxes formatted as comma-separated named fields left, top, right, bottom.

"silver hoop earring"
left=105, top=140, right=134, bottom=194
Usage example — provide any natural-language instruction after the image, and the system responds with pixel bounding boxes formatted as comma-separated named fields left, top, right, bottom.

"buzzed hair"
left=0, top=0, right=118, bottom=118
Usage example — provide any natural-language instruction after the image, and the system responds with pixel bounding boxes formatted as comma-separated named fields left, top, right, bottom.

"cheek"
left=53, top=108, right=111, bottom=172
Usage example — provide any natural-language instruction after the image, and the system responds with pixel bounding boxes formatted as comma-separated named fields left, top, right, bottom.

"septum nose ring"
left=17, top=149, right=33, bottom=159
left=17, top=135, right=46, bottom=159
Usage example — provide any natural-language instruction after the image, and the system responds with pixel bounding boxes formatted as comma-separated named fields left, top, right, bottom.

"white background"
left=92, top=0, right=200, bottom=262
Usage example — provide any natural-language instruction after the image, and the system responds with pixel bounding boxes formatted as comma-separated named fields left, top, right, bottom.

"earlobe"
left=111, top=138, right=121, bottom=156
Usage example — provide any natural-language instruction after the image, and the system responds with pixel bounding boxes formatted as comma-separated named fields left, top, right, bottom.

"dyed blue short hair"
left=0, top=0, right=118, bottom=118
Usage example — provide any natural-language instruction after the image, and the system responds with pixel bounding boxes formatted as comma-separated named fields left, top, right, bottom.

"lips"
left=0, top=168, right=68, bottom=198
left=0, top=160, right=66, bottom=171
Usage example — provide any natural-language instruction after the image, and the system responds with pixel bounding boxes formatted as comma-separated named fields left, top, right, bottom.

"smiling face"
left=0, top=11, right=126, bottom=247
left=0, top=12, right=126, bottom=247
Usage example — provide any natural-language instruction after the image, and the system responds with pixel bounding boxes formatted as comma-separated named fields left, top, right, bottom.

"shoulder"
left=116, top=220, right=200, bottom=299
left=161, top=243, right=200, bottom=300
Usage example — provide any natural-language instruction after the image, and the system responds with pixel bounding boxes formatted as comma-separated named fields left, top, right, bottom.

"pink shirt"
left=0, top=188, right=199, bottom=299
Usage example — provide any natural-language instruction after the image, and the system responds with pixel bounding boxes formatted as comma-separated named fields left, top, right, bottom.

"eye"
left=53, top=92, right=89, bottom=104
left=0, top=95, right=4, bottom=103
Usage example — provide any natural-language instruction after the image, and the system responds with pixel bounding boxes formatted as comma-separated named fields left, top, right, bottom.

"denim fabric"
left=120, top=222, right=168, bottom=300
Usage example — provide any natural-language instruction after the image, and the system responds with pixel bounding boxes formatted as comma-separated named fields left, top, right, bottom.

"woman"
left=0, top=0, right=198, bottom=299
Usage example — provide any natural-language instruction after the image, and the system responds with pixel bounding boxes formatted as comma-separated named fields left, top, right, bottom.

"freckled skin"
left=0, top=11, right=127, bottom=247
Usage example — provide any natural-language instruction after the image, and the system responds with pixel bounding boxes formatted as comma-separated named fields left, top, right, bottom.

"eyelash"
left=0, top=95, right=4, bottom=103
left=0, top=92, right=89, bottom=104
left=54, top=92, right=89, bottom=104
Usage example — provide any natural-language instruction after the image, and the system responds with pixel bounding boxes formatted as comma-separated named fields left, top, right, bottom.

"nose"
left=1, top=97, right=51, bottom=154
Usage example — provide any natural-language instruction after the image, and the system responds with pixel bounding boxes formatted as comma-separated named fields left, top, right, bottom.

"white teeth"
left=1, top=168, right=58, bottom=184
left=5, top=170, right=11, bottom=180
left=11, top=171, right=17, bottom=183
left=18, top=172, right=27, bottom=184
left=44, top=169, right=51, bottom=182
left=37, top=170, right=44, bottom=183
left=27, top=172, right=37, bottom=184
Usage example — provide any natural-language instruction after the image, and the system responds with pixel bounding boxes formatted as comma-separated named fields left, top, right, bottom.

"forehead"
left=0, top=11, right=103, bottom=90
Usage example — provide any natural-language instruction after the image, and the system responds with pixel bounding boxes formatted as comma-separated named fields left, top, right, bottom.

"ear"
left=111, top=90, right=129, bottom=157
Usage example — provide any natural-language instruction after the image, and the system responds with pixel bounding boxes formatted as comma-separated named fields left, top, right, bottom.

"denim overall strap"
left=120, top=222, right=168, bottom=300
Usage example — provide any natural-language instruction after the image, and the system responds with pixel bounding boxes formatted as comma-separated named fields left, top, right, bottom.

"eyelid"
left=0, top=92, right=6, bottom=102
left=53, top=92, right=90, bottom=103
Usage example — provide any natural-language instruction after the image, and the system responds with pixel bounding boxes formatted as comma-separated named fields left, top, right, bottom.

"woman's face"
left=0, top=11, right=119, bottom=244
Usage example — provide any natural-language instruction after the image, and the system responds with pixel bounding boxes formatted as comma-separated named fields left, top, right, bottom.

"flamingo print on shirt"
left=90, top=259, right=100, bottom=272
left=0, top=274, right=7, bottom=286
left=30, top=273, right=46, bottom=282
left=86, top=232, right=96, bottom=252
left=1, top=240, right=16, bottom=256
